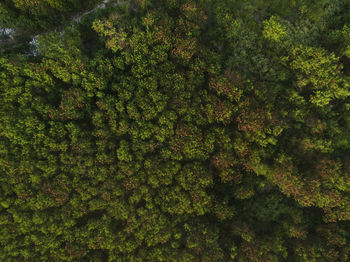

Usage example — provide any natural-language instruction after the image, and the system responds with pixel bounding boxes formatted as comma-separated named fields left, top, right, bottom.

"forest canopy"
left=1, top=0, right=350, bottom=261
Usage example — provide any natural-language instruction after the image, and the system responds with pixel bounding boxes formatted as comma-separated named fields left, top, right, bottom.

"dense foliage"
left=1, top=0, right=350, bottom=261
left=0, top=0, right=102, bottom=32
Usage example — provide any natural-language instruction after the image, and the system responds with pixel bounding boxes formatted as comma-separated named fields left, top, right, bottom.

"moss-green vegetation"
left=1, top=0, right=350, bottom=261
left=0, top=0, right=103, bottom=32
